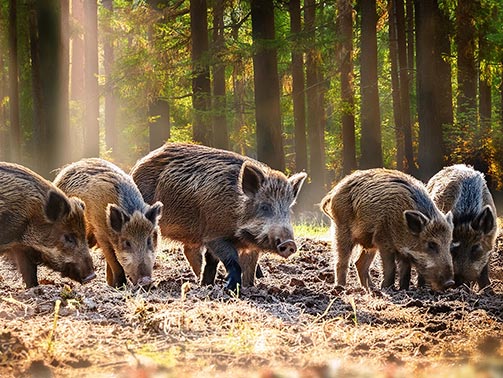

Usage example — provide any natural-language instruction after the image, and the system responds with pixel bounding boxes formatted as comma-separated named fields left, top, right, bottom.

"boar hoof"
left=276, top=240, right=297, bottom=258
left=225, top=272, right=242, bottom=293
left=82, top=272, right=97, bottom=284
left=443, top=279, right=455, bottom=290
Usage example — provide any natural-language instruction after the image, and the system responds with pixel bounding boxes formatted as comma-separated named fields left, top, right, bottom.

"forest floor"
left=1, top=223, right=503, bottom=378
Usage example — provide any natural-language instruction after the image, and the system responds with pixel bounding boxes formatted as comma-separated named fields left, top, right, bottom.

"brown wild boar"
left=427, top=164, right=497, bottom=291
left=0, top=162, right=95, bottom=288
left=130, top=143, right=307, bottom=291
left=321, top=168, right=455, bottom=291
left=54, top=158, right=163, bottom=288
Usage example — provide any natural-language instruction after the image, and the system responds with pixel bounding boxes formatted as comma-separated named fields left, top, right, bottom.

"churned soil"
left=1, top=229, right=503, bottom=378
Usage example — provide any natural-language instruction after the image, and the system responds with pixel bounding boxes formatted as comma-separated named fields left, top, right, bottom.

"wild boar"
left=0, top=162, right=95, bottom=288
left=130, top=143, right=307, bottom=291
left=321, top=168, right=455, bottom=291
left=427, top=164, right=497, bottom=290
left=54, top=158, right=163, bottom=288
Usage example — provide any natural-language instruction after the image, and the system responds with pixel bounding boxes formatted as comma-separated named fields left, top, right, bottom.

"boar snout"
left=276, top=239, right=297, bottom=257
left=137, top=276, right=153, bottom=287
left=443, top=279, right=455, bottom=289
left=82, top=271, right=97, bottom=284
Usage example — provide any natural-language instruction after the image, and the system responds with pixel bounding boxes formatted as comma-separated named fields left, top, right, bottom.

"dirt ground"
left=1, top=227, right=503, bottom=378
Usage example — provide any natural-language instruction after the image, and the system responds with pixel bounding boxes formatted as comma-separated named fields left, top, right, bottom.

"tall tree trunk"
left=84, top=0, right=99, bottom=157
left=102, top=0, right=117, bottom=156
left=190, top=0, right=212, bottom=146
left=415, top=0, right=453, bottom=180
left=478, top=32, right=491, bottom=135
left=337, top=0, right=356, bottom=175
left=60, top=0, right=70, bottom=165
left=359, top=0, right=382, bottom=169
left=305, top=0, right=324, bottom=197
left=251, top=0, right=285, bottom=170
left=289, top=0, right=307, bottom=172
left=148, top=99, right=171, bottom=151
left=456, top=0, right=477, bottom=124
left=389, top=0, right=404, bottom=171
left=405, top=0, right=414, bottom=95
left=30, top=0, right=63, bottom=178
left=8, top=0, right=20, bottom=162
left=231, top=17, right=246, bottom=155
left=212, top=0, right=228, bottom=150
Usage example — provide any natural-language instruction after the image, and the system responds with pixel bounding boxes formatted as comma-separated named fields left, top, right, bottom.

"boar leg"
left=201, top=249, right=219, bottom=285
left=100, top=241, right=127, bottom=287
left=334, top=225, right=355, bottom=287
left=239, top=249, right=260, bottom=287
left=355, top=248, right=376, bottom=289
left=205, top=238, right=242, bottom=291
left=379, top=247, right=397, bottom=289
left=12, top=246, right=39, bottom=288
left=183, top=244, right=203, bottom=279
left=477, top=264, right=492, bottom=291
left=398, top=257, right=412, bottom=290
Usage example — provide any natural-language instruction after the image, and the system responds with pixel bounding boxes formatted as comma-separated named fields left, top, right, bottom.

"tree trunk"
left=30, top=0, right=63, bottom=178
left=59, top=0, right=70, bottom=165
left=456, top=0, right=477, bottom=124
left=102, top=0, right=117, bottom=156
left=190, top=0, right=212, bottom=146
left=212, top=0, right=228, bottom=150
left=415, top=0, right=453, bottom=180
left=251, top=0, right=285, bottom=170
left=149, top=99, right=171, bottom=151
left=337, top=0, right=356, bottom=175
left=289, top=0, right=307, bottom=172
left=359, top=0, right=382, bottom=169
left=8, top=0, right=20, bottom=162
left=84, top=0, right=99, bottom=157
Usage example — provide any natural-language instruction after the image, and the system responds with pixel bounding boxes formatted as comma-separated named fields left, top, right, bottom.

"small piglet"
left=0, top=162, right=95, bottom=288
left=321, top=168, right=455, bottom=291
left=131, top=143, right=307, bottom=291
left=54, top=158, right=163, bottom=288
left=427, top=164, right=497, bottom=291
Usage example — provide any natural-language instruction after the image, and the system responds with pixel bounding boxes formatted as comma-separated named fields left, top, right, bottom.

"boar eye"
left=427, top=241, right=438, bottom=253
left=63, top=234, right=77, bottom=247
left=259, top=203, right=273, bottom=216
left=471, top=244, right=483, bottom=259
left=450, top=241, right=460, bottom=255
left=122, top=240, right=132, bottom=250
left=147, top=236, right=153, bottom=249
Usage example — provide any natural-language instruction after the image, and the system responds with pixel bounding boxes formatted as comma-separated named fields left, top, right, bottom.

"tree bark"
left=415, top=0, right=453, bottom=180
left=251, top=0, right=285, bottom=170
left=289, top=0, right=307, bottom=172
left=84, top=0, right=99, bottom=157
left=212, top=0, right=229, bottom=150
left=102, top=0, right=117, bottom=156
left=337, top=0, right=356, bottom=174
left=59, top=0, right=70, bottom=165
left=190, top=0, right=212, bottom=145
left=8, top=0, right=20, bottom=161
left=149, top=99, right=171, bottom=151
left=359, top=0, right=382, bottom=169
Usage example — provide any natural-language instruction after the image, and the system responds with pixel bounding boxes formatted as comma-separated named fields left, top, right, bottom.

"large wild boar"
left=0, top=162, right=95, bottom=288
left=427, top=164, right=497, bottom=290
left=130, top=143, right=307, bottom=291
left=321, top=168, right=455, bottom=291
left=54, top=158, right=163, bottom=288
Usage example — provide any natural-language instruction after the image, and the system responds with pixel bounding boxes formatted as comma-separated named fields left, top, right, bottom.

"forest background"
left=1, top=0, right=503, bottom=212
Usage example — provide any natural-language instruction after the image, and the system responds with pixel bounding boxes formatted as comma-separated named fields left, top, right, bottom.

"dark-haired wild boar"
left=321, top=168, right=455, bottom=291
left=130, top=143, right=307, bottom=291
left=0, top=162, right=95, bottom=288
left=427, top=164, right=497, bottom=291
left=54, top=158, right=163, bottom=288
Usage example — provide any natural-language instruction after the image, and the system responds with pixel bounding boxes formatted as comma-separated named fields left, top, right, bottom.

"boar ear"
left=45, top=190, right=71, bottom=222
left=145, top=201, right=163, bottom=225
left=288, top=172, right=307, bottom=200
left=240, top=162, right=265, bottom=197
left=404, top=210, right=429, bottom=235
left=472, top=205, right=495, bottom=234
left=107, top=204, right=130, bottom=233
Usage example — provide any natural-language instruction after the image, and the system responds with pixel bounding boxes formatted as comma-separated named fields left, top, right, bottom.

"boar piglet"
left=0, top=162, right=95, bottom=288
left=321, top=168, right=455, bottom=291
left=131, top=143, right=307, bottom=291
left=427, top=164, right=497, bottom=291
left=54, top=158, right=163, bottom=288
